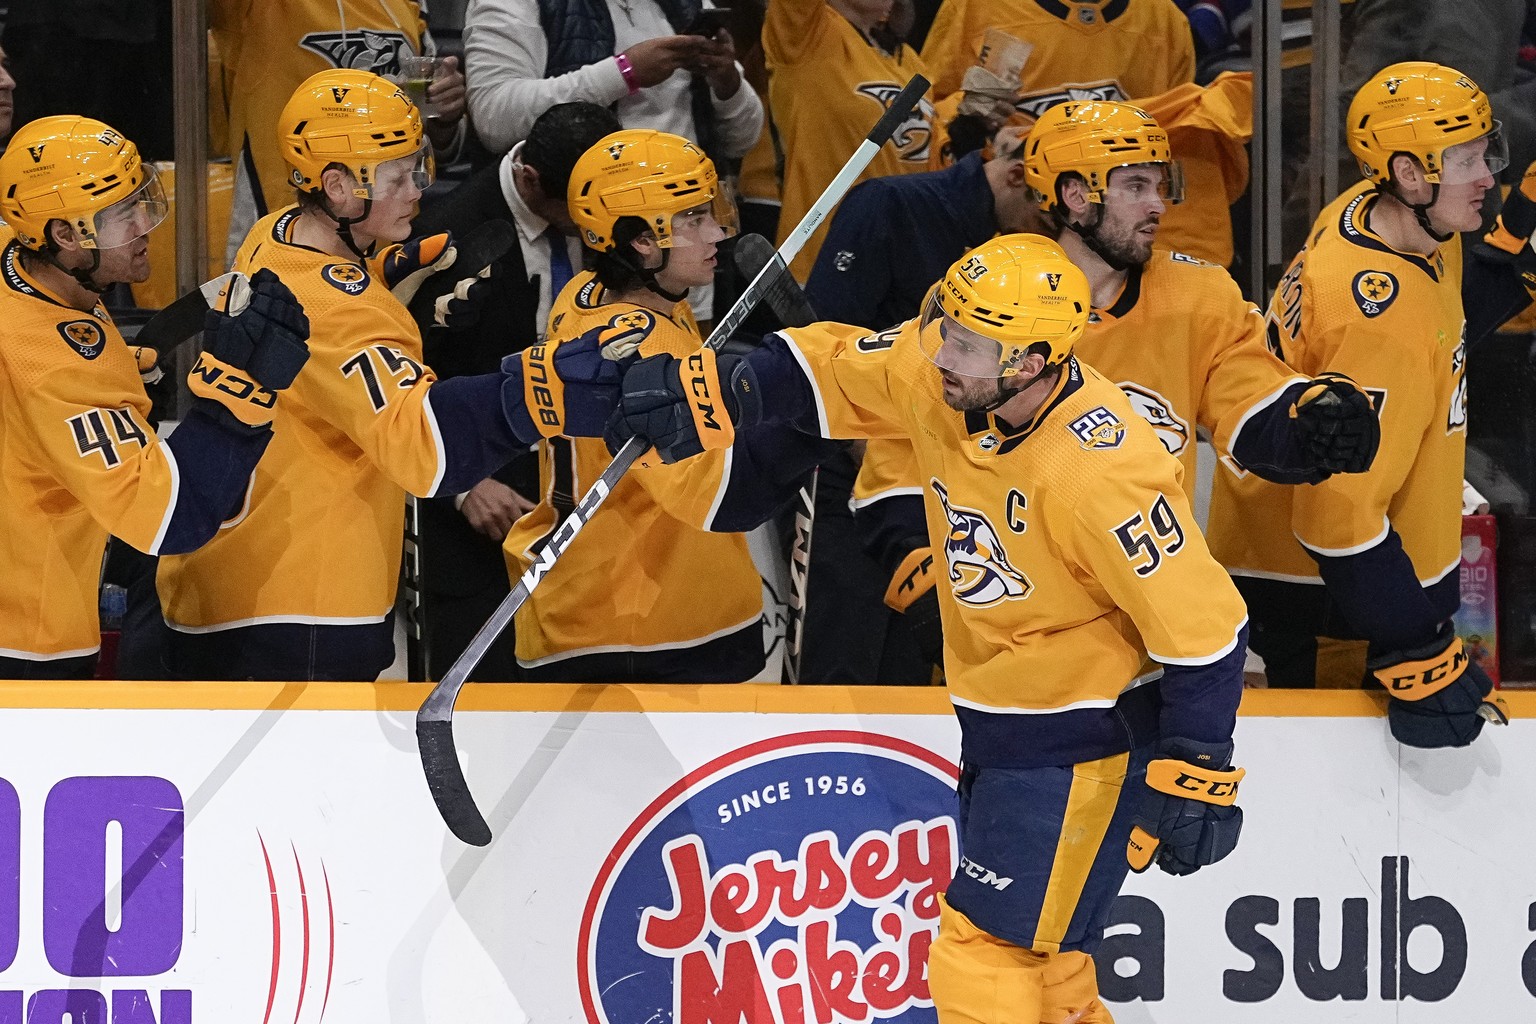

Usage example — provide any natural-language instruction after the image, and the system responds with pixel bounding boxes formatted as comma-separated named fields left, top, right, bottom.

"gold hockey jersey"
left=763, top=0, right=935, bottom=280
left=855, top=250, right=1303, bottom=508
left=158, top=207, right=460, bottom=630
left=502, top=272, right=763, bottom=668
left=211, top=0, right=430, bottom=217
left=0, top=247, right=187, bottom=658
left=920, top=0, right=1194, bottom=111
left=778, top=318, right=1246, bottom=756
left=1209, top=180, right=1468, bottom=588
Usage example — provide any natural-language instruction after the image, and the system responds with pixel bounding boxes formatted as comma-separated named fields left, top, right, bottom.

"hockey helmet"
left=919, top=233, right=1091, bottom=379
left=278, top=69, right=432, bottom=199
left=0, top=115, right=168, bottom=251
left=1024, top=101, right=1184, bottom=215
left=568, top=129, right=737, bottom=250
left=1348, top=62, right=1507, bottom=186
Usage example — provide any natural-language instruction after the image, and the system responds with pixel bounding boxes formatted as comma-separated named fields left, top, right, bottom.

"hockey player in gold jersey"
left=156, top=70, right=637, bottom=681
left=0, top=115, right=312, bottom=679
left=506, top=128, right=826, bottom=680
left=1208, top=63, right=1535, bottom=745
left=608, top=235, right=1250, bottom=1022
left=848, top=100, right=1381, bottom=677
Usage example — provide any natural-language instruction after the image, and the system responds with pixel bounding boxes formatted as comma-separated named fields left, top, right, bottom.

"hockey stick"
left=415, top=74, right=931, bottom=846
left=731, top=233, right=821, bottom=684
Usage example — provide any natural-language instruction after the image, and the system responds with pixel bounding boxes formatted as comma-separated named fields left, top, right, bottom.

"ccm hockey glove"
left=605, top=349, right=757, bottom=462
left=884, top=546, right=943, bottom=666
left=1372, top=622, right=1508, bottom=749
left=188, top=268, right=311, bottom=430
left=371, top=232, right=456, bottom=304
left=1289, top=372, right=1380, bottom=475
left=1127, top=738, right=1245, bottom=876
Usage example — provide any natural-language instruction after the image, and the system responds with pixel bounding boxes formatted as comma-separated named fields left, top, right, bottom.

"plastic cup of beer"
left=399, top=55, right=442, bottom=118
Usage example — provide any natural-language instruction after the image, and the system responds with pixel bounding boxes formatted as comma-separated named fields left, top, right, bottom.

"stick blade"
left=415, top=716, right=493, bottom=846
left=733, top=233, right=819, bottom=328
left=132, top=271, right=243, bottom=351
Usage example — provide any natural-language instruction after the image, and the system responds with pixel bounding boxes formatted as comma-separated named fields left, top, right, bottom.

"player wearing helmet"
left=607, top=234, right=1252, bottom=1021
left=0, top=115, right=312, bottom=678
left=840, top=101, right=1384, bottom=683
left=154, top=71, right=634, bottom=682
left=1209, top=63, right=1535, bottom=741
left=502, top=128, right=828, bottom=681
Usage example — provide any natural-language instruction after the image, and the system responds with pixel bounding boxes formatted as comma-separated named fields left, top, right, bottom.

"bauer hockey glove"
left=1371, top=622, right=1508, bottom=749
left=189, top=268, right=311, bottom=430
left=501, top=321, right=647, bottom=442
left=1289, top=372, right=1380, bottom=475
left=1127, top=738, right=1245, bottom=877
left=605, top=349, right=759, bottom=462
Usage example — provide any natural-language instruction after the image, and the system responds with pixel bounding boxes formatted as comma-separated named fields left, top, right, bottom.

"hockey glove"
left=500, top=323, right=647, bottom=443
left=605, top=349, right=755, bottom=463
left=428, top=265, right=494, bottom=330
left=190, top=268, right=311, bottom=429
left=1372, top=622, right=1508, bottom=749
left=1289, top=372, right=1380, bottom=475
left=884, top=546, right=943, bottom=666
left=1127, top=738, right=1245, bottom=876
left=370, top=232, right=456, bottom=305
left=1484, top=159, right=1536, bottom=255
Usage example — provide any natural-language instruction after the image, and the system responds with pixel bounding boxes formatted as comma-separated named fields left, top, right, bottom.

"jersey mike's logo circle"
left=579, top=731, right=959, bottom=1024
left=58, top=319, right=106, bottom=360
left=322, top=262, right=370, bottom=295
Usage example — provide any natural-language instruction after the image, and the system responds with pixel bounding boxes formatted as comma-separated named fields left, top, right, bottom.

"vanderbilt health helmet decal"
left=1351, top=270, right=1398, bottom=318
left=932, top=479, right=1032, bottom=607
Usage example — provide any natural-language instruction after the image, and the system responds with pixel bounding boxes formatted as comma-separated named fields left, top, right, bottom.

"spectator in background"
left=752, top=0, right=934, bottom=280
left=211, top=0, right=469, bottom=266
left=462, top=0, right=762, bottom=158
left=408, top=101, right=621, bottom=681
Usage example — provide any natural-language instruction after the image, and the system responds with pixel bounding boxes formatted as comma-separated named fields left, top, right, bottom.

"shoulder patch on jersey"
left=1119, top=383, right=1190, bottom=456
left=1168, top=251, right=1209, bottom=267
left=598, top=310, right=654, bottom=359
left=1351, top=270, right=1398, bottom=318
left=1067, top=405, right=1126, bottom=450
left=57, top=319, right=106, bottom=360
left=321, top=263, right=370, bottom=296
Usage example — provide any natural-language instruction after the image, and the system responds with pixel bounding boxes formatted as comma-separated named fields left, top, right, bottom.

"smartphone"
left=686, top=5, right=733, bottom=38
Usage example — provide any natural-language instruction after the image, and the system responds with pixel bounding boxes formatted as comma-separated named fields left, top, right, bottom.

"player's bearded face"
left=938, top=368, right=1011, bottom=412
left=1094, top=175, right=1167, bottom=267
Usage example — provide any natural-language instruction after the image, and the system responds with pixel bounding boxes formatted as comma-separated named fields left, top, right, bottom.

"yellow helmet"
left=278, top=69, right=430, bottom=198
left=0, top=115, right=167, bottom=251
left=1348, top=62, right=1506, bottom=185
left=920, top=234, right=1091, bottom=378
left=568, top=129, right=737, bottom=251
left=1023, top=101, right=1183, bottom=214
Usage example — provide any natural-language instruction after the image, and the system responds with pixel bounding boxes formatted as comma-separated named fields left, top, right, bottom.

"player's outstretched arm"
left=159, top=268, right=312, bottom=552
left=1225, top=371, right=1382, bottom=483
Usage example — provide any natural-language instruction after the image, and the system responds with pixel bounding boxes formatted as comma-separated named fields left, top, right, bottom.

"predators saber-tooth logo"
left=855, top=83, right=935, bottom=162
left=1119, top=383, right=1190, bottom=456
left=1016, top=80, right=1127, bottom=119
left=298, top=29, right=413, bottom=75
left=932, top=479, right=1031, bottom=607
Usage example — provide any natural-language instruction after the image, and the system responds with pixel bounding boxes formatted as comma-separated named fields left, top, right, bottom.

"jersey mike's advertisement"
left=0, top=688, right=1531, bottom=1022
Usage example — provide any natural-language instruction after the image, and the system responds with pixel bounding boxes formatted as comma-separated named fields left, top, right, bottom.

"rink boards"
left=0, top=683, right=1531, bottom=1023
